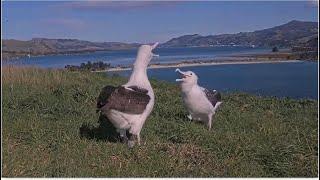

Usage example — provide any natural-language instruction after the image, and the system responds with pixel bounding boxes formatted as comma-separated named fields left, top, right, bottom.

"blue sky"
left=2, top=1, right=318, bottom=43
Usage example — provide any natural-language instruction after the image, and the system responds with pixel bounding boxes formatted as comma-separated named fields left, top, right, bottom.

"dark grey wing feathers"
left=96, top=85, right=117, bottom=110
left=203, top=88, right=221, bottom=107
left=97, top=85, right=150, bottom=114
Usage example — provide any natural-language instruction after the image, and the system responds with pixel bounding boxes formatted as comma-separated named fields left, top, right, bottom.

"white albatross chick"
left=175, top=68, right=222, bottom=130
left=96, top=43, right=159, bottom=148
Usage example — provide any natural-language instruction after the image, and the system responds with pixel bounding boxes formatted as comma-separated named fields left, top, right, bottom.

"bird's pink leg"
left=207, top=113, right=213, bottom=130
left=137, top=133, right=141, bottom=145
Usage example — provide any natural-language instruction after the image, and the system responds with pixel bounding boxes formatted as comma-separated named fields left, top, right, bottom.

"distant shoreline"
left=95, top=59, right=302, bottom=72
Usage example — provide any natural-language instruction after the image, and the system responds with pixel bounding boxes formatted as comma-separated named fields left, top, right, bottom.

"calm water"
left=109, top=62, right=318, bottom=99
left=4, top=46, right=268, bottom=68
left=3, top=47, right=318, bottom=99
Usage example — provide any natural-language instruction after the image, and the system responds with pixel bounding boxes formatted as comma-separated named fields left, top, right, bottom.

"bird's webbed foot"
left=127, top=133, right=138, bottom=148
left=118, top=129, right=128, bottom=143
left=187, top=114, right=193, bottom=121
left=120, top=136, right=128, bottom=143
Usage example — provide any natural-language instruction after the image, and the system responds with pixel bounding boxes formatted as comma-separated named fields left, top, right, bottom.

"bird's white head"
left=175, top=68, right=198, bottom=88
left=134, top=42, right=159, bottom=69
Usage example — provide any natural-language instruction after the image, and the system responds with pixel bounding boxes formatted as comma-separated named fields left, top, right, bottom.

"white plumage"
left=175, top=68, right=222, bottom=130
left=98, top=43, right=159, bottom=147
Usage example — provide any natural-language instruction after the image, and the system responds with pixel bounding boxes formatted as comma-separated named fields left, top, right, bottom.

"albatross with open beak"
left=96, top=43, right=159, bottom=147
left=175, top=68, right=222, bottom=130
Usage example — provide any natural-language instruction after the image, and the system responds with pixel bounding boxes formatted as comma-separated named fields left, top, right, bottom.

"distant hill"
left=2, top=38, right=140, bottom=60
left=2, top=20, right=318, bottom=60
left=161, top=20, right=318, bottom=48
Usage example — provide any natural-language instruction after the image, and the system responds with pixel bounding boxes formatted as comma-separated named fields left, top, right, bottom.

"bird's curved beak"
left=151, top=42, right=159, bottom=49
left=175, top=68, right=188, bottom=82
left=151, top=42, right=159, bottom=57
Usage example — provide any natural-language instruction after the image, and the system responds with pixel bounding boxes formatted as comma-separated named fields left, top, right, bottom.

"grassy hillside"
left=161, top=20, right=318, bottom=48
left=2, top=66, right=318, bottom=177
left=2, top=38, right=140, bottom=60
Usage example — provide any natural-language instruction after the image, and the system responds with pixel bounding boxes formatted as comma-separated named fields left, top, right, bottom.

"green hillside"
left=162, top=20, right=318, bottom=48
left=2, top=38, right=140, bottom=60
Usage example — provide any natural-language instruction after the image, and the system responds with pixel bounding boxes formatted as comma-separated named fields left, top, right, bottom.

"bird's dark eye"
left=191, top=73, right=193, bottom=75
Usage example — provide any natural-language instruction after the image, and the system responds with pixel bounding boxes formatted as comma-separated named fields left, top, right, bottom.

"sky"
left=2, top=0, right=319, bottom=43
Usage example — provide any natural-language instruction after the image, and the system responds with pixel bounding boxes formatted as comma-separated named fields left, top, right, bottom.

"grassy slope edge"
left=2, top=66, right=318, bottom=177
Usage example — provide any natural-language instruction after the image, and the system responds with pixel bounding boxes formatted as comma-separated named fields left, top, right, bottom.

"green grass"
left=2, top=66, right=318, bottom=177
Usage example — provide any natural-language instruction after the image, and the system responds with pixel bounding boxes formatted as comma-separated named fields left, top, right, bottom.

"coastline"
left=95, top=59, right=302, bottom=72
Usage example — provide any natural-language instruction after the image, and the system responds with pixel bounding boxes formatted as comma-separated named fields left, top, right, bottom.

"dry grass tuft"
left=2, top=65, right=67, bottom=87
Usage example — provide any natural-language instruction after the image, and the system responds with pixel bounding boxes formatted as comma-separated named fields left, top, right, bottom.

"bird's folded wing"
left=99, top=85, right=150, bottom=114
left=127, top=85, right=149, bottom=94
left=203, top=88, right=222, bottom=107
left=97, top=85, right=117, bottom=109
